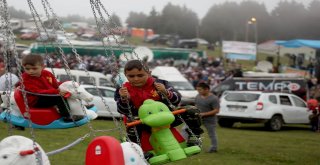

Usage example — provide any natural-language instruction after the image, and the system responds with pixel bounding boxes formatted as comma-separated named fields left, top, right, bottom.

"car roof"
left=81, top=85, right=116, bottom=91
left=223, top=90, right=295, bottom=95
left=45, top=68, right=106, bottom=77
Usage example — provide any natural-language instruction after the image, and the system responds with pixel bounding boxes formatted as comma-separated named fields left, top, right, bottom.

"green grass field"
left=1, top=120, right=319, bottom=165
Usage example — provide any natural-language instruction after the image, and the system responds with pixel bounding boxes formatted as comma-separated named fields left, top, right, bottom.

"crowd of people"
left=0, top=51, right=243, bottom=90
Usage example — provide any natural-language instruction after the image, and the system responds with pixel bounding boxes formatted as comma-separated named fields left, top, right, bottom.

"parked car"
left=167, top=38, right=198, bottom=49
left=36, top=32, right=57, bottom=42
left=20, top=32, right=39, bottom=40
left=82, top=85, right=121, bottom=118
left=46, top=68, right=113, bottom=87
left=217, top=91, right=312, bottom=131
left=212, top=77, right=308, bottom=99
left=177, top=39, right=198, bottom=49
left=151, top=66, right=198, bottom=106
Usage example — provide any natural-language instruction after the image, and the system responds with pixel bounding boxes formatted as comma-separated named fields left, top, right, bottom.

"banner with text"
left=223, top=41, right=257, bottom=60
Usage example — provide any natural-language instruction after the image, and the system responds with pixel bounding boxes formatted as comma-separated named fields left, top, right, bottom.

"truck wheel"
left=218, top=119, right=234, bottom=128
left=265, top=115, right=283, bottom=131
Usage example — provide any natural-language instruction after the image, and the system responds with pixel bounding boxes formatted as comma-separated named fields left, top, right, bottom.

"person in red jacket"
left=114, top=60, right=183, bottom=152
left=19, top=54, right=72, bottom=121
left=307, top=99, right=320, bottom=132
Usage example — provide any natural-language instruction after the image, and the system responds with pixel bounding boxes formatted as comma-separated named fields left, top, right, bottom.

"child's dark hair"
left=124, top=59, right=149, bottom=73
left=196, top=82, right=210, bottom=89
left=22, top=55, right=44, bottom=66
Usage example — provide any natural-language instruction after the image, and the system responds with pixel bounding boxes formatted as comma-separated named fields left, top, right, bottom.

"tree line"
left=126, top=0, right=320, bottom=43
left=8, top=0, right=320, bottom=43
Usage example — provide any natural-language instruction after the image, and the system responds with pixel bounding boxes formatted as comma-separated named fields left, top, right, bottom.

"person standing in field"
left=195, top=82, right=220, bottom=153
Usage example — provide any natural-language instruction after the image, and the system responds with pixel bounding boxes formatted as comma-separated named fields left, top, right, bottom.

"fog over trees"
left=126, top=0, right=320, bottom=43
left=8, top=0, right=320, bottom=43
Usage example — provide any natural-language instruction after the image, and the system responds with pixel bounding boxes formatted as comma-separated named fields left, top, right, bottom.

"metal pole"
left=245, top=22, right=249, bottom=42
left=254, top=22, right=258, bottom=45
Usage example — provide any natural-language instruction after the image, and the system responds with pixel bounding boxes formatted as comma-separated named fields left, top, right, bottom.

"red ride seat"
left=14, top=88, right=61, bottom=125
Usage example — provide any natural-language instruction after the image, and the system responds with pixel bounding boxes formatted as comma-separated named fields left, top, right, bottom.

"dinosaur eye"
left=130, top=157, right=135, bottom=162
left=2, top=155, right=8, bottom=159
left=148, top=111, right=152, bottom=115
left=159, top=109, right=163, bottom=112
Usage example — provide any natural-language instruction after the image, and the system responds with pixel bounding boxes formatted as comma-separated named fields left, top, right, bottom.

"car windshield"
left=79, top=76, right=95, bottom=85
left=168, top=81, right=195, bottom=90
left=225, top=93, right=260, bottom=102
left=58, top=74, right=76, bottom=82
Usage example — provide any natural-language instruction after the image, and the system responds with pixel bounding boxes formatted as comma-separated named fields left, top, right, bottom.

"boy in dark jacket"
left=114, top=60, right=184, bottom=152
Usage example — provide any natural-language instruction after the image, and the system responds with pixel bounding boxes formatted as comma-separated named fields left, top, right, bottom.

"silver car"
left=82, top=85, right=122, bottom=118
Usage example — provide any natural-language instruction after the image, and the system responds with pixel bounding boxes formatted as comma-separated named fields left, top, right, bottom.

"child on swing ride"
left=114, top=59, right=184, bottom=152
left=18, top=54, right=80, bottom=122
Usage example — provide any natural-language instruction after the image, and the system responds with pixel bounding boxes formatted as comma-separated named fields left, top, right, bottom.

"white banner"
left=222, top=41, right=257, bottom=55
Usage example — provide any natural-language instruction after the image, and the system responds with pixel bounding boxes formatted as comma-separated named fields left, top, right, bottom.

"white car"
left=82, top=85, right=122, bottom=118
left=218, top=91, right=312, bottom=131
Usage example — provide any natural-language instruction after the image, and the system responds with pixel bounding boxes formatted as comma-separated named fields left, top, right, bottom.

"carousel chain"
left=95, top=0, right=147, bottom=72
left=40, top=0, right=96, bottom=131
left=89, top=0, right=123, bottom=85
left=1, top=0, right=21, bottom=137
left=29, top=0, right=90, bottom=127
left=0, top=0, right=13, bottom=135
left=3, top=0, right=42, bottom=164
left=90, top=2, right=148, bottom=164
left=43, top=0, right=123, bottom=135
left=94, top=0, right=149, bottom=72
left=94, top=0, right=201, bottom=149
left=90, top=0, right=137, bottom=140
left=26, top=1, right=55, bottom=164
left=40, top=0, right=89, bottom=127
left=93, top=4, right=150, bottom=165
left=89, top=0, right=128, bottom=138
left=94, top=0, right=131, bottom=63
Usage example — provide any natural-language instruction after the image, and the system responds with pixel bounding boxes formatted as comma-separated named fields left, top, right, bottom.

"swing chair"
left=0, top=83, right=98, bottom=129
left=0, top=0, right=100, bottom=129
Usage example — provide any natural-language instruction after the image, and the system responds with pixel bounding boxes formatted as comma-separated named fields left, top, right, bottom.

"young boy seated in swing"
left=18, top=54, right=80, bottom=122
left=114, top=59, right=184, bottom=153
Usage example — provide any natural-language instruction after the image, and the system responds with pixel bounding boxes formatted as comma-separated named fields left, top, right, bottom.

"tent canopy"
left=275, top=39, right=320, bottom=49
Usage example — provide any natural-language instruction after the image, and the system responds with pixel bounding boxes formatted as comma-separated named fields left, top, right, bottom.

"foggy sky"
left=7, top=0, right=314, bottom=21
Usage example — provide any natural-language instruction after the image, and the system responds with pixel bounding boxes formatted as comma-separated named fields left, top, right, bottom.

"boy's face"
left=23, top=63, right=44, bottom=77
left=196, top=87, right=210, bottom=96
left=125, top=68, right=149, bottom=87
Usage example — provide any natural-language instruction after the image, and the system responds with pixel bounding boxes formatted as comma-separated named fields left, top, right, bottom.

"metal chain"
left=94, top=0, right=131, bottom=62
left=89, top=0, right=129, bottom=139
left=2, top=0, right=42, bottom=164
left=90, top=0, right=142, bottom=145
left=91, top=0, right=136, bottom=142
left=41, top=0, right=109, bottom=136
left=29, top=0, right=88, bottom=126
left=42, top=0, right=128, bottom=135
left=95, top=0, right=148, bottom=72
left=0, top=0, right=13, bottom=135
left=90, top=0, right=124, bottom=86
left=27, top=0, right=77, bottom=127
left=90, top=1, right=149, bottom=164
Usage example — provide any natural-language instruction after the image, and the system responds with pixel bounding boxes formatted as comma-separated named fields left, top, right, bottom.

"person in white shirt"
left=0, top=65, right=19, bottom=91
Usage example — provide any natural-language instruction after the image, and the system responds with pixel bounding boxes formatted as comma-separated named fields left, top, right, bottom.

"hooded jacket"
left=115, top=77, right=181, bottom=117
left=19, top=69, right=62, bottom=106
